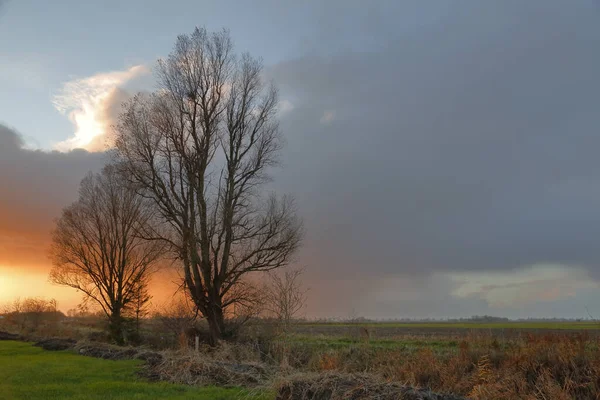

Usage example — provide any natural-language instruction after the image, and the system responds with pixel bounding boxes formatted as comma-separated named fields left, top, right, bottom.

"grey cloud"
left=267, top=0, right=600, bottom=284
left=304, top=273, right=492, bottom=319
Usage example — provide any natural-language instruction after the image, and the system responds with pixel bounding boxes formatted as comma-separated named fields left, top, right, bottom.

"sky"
left=2, top=0, right=600, bottom=318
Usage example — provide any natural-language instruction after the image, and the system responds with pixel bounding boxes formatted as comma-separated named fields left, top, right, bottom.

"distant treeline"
left=302, top=315, right=593, bottom=323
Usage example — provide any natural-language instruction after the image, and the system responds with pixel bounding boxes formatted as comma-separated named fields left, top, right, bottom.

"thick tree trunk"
left=206, top=303, right=225, bottom=346
left=109, top=308, right=124, bottom=345
left=207, top=317, right=221, bottom=346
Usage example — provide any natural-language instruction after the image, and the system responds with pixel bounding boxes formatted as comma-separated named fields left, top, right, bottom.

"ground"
left=0, top=341, right=269, bottom=400
left=3, top=320, right=600, bottom=399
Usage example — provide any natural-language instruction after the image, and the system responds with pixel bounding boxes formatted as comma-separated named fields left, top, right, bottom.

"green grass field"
left=0, top=341, right=269, bottom=400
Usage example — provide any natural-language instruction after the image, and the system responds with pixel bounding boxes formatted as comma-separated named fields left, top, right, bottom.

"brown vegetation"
left=275, top=372, right=465, bottom=400
left=150, top=350, right=269, bottom=387
left=5, top=307, right=600, bottom=399
left=271, top=332, right=600, bottom=399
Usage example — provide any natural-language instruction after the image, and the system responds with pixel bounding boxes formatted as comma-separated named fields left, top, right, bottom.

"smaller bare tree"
left=49, top=165, right=165, bottom=344
left=4, top=297, right=60, bottom=332
left=126, top=281, right=152, bottom=340
left=263, top=267, right=308, bottom=333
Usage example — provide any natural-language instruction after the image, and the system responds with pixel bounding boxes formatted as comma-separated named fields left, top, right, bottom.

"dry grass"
left=145, top=330, right=600, bottom=399
left=150, top=349, right=271, bottom=387
left=291, top=333, right=600, bottom=399
left=275, top=372, right=464, bottom=400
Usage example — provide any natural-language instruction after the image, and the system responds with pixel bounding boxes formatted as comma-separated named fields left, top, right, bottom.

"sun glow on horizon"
left=0, top=265, right=181, bottom=313
left=0, top=265, right=80, bottom=311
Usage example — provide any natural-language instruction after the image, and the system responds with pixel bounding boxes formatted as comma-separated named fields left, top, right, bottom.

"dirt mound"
left=276, top=373, right=466, bottom=400
left=0, top=331, right=21, bottom=341
left=75, top=342, right=139, bottom=360
left=34, top=338, right=76, bottom=351
left=74, top=341, right=163, bottom=367
left=135, top=350, right=163, bottom=366
left=148, top=352, right=270, bottom=387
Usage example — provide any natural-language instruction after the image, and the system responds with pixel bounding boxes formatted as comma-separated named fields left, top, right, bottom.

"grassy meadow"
left=0, top=341, right=269, bottom=400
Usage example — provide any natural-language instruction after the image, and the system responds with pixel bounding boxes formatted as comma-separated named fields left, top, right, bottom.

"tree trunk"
left=109, top=309, right=124, bottom=345
left=206, top=304, right=225, bottom=346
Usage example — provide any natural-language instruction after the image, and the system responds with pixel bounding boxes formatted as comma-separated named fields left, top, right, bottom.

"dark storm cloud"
left=0, top=124, right=106, bottom=267
left=268, top=0, right=600, bottom=279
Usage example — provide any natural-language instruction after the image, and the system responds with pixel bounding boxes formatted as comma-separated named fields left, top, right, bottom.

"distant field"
left=291, top=321, right=600, bottom=341
left=299, top=321, right=600, bottom=329
left=286, top=335, right=461, bottom=350
left=0, top=341, right=269, bottom=400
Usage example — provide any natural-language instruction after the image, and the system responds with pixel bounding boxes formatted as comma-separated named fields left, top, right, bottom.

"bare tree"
left=126, top=281, right=152, bottom=339
left=114, top=27, right=302, bottom=345
left=49, top=165, right=164, bottom=344
left=263, top=268, right=308, bottom=333
left=4, top=297, right=60, bottom=332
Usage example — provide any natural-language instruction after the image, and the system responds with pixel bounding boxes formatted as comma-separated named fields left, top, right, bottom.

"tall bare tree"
left=114, top=27, right=302, bottom=345
left=49, top=166, right=164, bottom=344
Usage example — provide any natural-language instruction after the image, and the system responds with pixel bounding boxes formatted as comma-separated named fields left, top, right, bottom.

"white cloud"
left=447, top=264, right=599, bottom=308
left=52, top=65, right=148, bottom=152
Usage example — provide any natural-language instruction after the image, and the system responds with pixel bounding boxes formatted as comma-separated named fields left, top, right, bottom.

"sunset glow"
left=0, top=266, right=78, bottom=309
left=0, top=265, right=178, bottom=312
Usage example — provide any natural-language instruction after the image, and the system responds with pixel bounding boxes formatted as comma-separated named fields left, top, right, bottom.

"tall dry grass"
left=298, top=332, right=600, bottom=399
